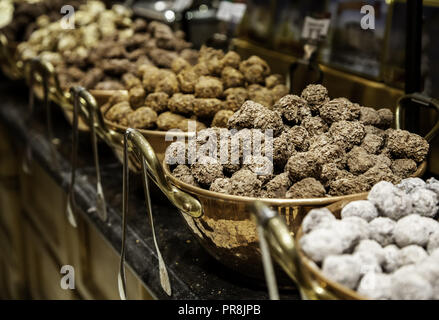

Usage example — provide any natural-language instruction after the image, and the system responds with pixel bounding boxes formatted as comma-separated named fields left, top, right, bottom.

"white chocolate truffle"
left=367, top=181, right=412, bottom=220
left=427, top=231, right=439, bottom=254
left=394, top=214, right=431, bottom=247
left=397, top=177, right=426, bottom=193
left=390, top=267, right=433, bottom=300
left=409, top=188, right=438, bottom=218
left=301, top=208, right=335, bottom=234
left=300, top=228, right=344, bottom=263
left=330, top=219, right=368, bottom=252
left=368, top=217, right=396, bottom=247
left=354, top=251, right=382, bottom=276
left=354, top=239, right=385, bottom=264
left=382, top=244, right=400, bottom=273
left=322, top=254, right=362, bottom=290
left=396, top=245, right=428, bottom=267
left=357, top=272, right=392, bottom=300
left=341, top=200, right=378, bottom=222
left=426, top=177, right=439, bottom=197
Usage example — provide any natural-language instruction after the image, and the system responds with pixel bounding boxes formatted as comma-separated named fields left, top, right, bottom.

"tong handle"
left=396, top=93, right=439, bottom=143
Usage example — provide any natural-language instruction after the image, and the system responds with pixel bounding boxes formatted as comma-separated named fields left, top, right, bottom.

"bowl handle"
left=250, top=201, right=338, bottom=300
left=396, top=93, right=439, bottom=143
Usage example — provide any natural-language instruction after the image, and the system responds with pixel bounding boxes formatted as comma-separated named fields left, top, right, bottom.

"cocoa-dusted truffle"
left=391, top=159, right=417, bottom=178
left=128, top=86, right=146, bottom=109
left=272, top=132, right=294, bottom=167
left=247, top=84, right=274, bottom=108
left=177, top=68, right=198, bottom=93
left=262, top=172, right=292, bottom=198
left=194, top=76, right=223, bottom=98
left=320, top=98, right=361, bottom=124
left=271, top=84, right=289, bottom=103
left=190, top=156, right=224, bottom=186
left=359, top=106, right=381, bottom=126
left=265, top=74, right=284, bottom=89
left=301, top=116, right=328, bottom=136
left=223, top=87, right=248, bottom=111
left=286, top=178, right=325, bottom=199
left=377, top=108, right=394, bottom=128
left=211, top=110, right=234, bottom=128
left=155, top=73, right=179, bottom=96
left=221, top=51, right=241, bottom=69
left=171, top=57, right=190, bottom=74
left=106, top=101, right=133, bottom=126
left=386, top=129, right=429, bottom=163
left=193, top=98, right=222, bottom=118
left=328, top=177, right=370, bottom=196
left=346, top=146, right=376, bottom=174
left=209, top=177, right=231, bottom=194
left=273, top=95, right=311, bottom=124
left=229, top=169, right=262, bottom=197
left=239, top=55, right=270, bottom=84
left=253, top=108, right=283, bottom=136
left=122, top=73, right=142, bottom=89
left=127, top=107, right=157, bottom=129
left=177, top=119, right=206, bottom=132
left=286, top=152, right=320, bottom=182
left=300, top=84, right=329, bottom=113
left=221, top=66, right=244, bottom=88
left=172, top=164, right=198, bottom=187
left=145, top=92, right=169, bottom=113
left=227, top=100, right=266, bottom=129
left=242, top=155, right=274, bottom=183
left=360, top=133, right=384, bottom=154
left=329, top=120, right=365, bottom=151
left=167, top=93, right=195, bottom=115
left=156, top=111, right=186, bottom=130
left=320, top=163, right=354, bottom=187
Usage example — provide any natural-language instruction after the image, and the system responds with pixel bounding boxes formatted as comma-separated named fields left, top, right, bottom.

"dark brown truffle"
left=221, top=67, right=244, bottom=88
left=168, top=93, right=195, bottom=115
left=386, top=129, right=429, bottom=163
left=301, top=116, right=328, bottom=136
left=391, top=159, right=417, bottom=178
left=320, top=98, right=361, bottom=124
left=172, top=165, right=199, bottom=187
left=191, top=156, right=224, bottom=186
left=229, top=169, right=262, bottom=197
left=127, top=107, right=157, bottom=129
left=145, top=92, right=169, bottom=113
left=273, top=95, right=311, bottom=124
left=301, top=84, right=329, bottom=113
left=194, top=76, right=223, bottom=98
left=262, top=172, right=292, bottom=198
left=286, top=178, right=326, bottom=199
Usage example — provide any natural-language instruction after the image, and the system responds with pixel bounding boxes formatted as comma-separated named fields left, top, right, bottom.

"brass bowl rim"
left=162, top=160, right=427, bottom=205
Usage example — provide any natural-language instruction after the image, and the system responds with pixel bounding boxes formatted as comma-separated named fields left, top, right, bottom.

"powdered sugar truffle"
left=368, top=217, right=396, bottom=247
left=341, top=200, right=378, bottom=222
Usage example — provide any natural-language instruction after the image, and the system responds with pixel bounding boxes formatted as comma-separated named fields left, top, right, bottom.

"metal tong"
left=66, top=86, right=108, bottom=228
left=250, top=201, right=337, bottom=300
left=118, top=128, right=202, bottom=299
left=23, top=57, right=58, bottom=173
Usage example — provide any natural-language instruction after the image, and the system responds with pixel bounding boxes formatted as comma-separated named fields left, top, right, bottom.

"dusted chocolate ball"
left=177, top=119, right=206, bottom=132
left=329, top=120, right=365, bottom=151
left=271, top=84, right=289, bottom=103
left=386, top=129, right=429, bottom=163
left=265, top=74, right=284, bottom=89
left=247, top=84, right=274, bottom=108
left=155, top=73, right=179, bottom=96
left=300, top=84, right=329, bottom=113
left=172, top=164, right=199, bottom=187
left=127, top=106, right=157, bottom=129
left=322, top=255, right=362, bottom=290
left=347, top=146, right=376, bottom=174
left=171, top=57, right=190, bottom=74
left=391, top=159, right=417, bottom=178
left=211, top=110, right=234, bottom=128
left=360, top=133, right=384, bottom=154
left=128, top=86, right=146, bottom=109
left=320, top=163, right=354, bottom=187
left=177, top=68, right=198, bottom=93
left=262, top=172, right=292, bottom=198
left=191, top=156, right=224, bottom=186
left=377, top=108, right=393, bottom=128
left=106, top=101, right=133, bottom=126
left=357, top=273, right=392, bottom=300
left=301, top=208, right=335, bottom=233
left=320, top=98, right=361, bottom=124
left=209, top=178, right=231, bottom=194
left=194, top=76, right=223, bottom=98
left=239, top=56, right=270, bottom=84
left=390, top=267, right=433, bottom=300
left=368, top=181, right=412, bottom=220
left=286, top=177, right=326, bottom=199
left=122, top=73, right=142, bottom=89
left=156, top=111, right=186, bottom=130
left=193, top=98, right=222, bottom=118
left=223, top=87, right=248, bottom=111
left=359, top=106, right=380, bottom=126
left=243, top=155, right=274, bottom=184
left=368, top=217, right=396, bottom=247
left=229, top=169, right=262, bottom=197
left=145, top=92, right=169, bottom=113
left=341, top=200, right=378, bottom=222
left=253, top=108, right=283, bottom=136
left=300, top=228, right=344, bottom=263
left=273, top=94, right=311, bottom=124
left=221, top=66, right=244, bottom=88
left=221, top=51, right=241, bottom=69
left=227, top=100, right=266, bottom=129
left=394, top=214, right=432, bottom=247
left=301, top=116, right=328, bottom=137
left=286, top=152, right=320, bottom=182
left=328, top=177, right=370, bottom=196
left=167, top=93, right=195, bottom=115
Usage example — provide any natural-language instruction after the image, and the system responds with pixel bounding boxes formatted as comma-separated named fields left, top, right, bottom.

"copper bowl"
left=160, top=160, right=426, bottom=280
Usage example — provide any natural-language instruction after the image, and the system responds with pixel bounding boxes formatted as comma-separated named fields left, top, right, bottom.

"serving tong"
left=67, top=86, right=109, bottom=227
left=118, top=128, right=202, bottom=299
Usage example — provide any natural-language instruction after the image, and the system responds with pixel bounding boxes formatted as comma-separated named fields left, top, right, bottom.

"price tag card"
left=217, top=1, right=247, bottom=24
left=301, top=16, right=330, bottom=41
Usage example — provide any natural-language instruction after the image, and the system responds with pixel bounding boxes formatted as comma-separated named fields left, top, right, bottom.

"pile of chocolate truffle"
left=17, top=1, right=197, bottom=91
left=300, top=178, right=439, bottom=300
left=167, top=84, right=429, bottom=198
left=102, top=46, right=288, bottom=131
